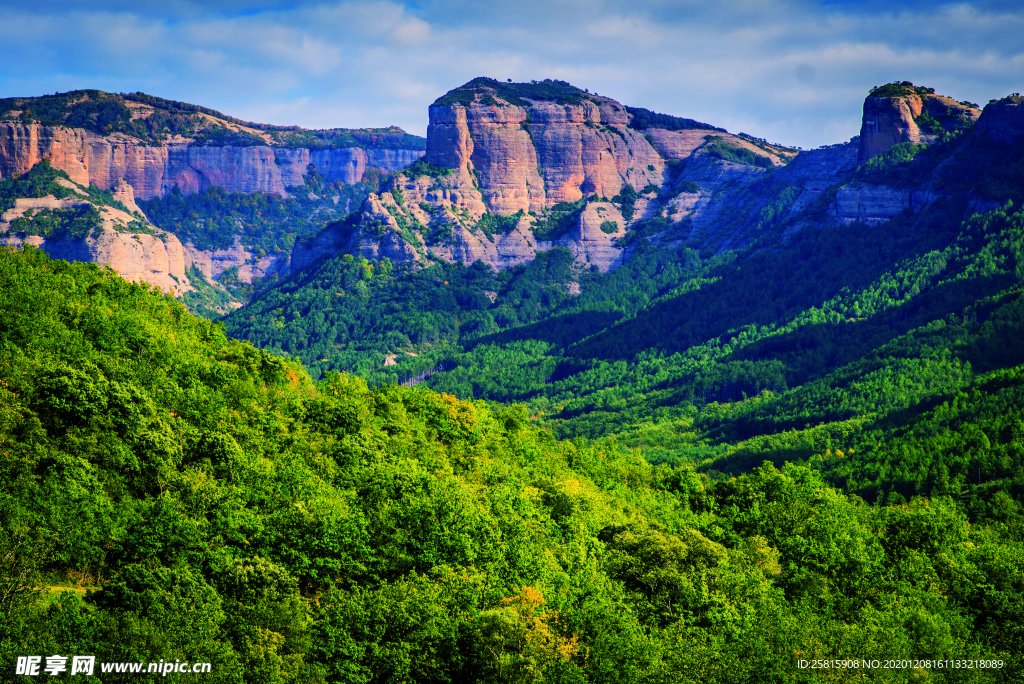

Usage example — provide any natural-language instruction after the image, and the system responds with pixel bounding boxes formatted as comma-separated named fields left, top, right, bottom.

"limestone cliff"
left=858, top=82, right=980, bottom=163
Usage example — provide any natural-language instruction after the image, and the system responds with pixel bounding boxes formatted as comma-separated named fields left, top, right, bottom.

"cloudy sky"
left=1, top=0, right=1021, bottom=149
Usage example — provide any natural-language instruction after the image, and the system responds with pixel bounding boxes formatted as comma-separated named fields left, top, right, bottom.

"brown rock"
left=859, top=90, right=980, bottom=164
left=113, top=178, right=141, bottom=214
left=0, top=123, right=424, bottom=199
left=566, top=202, right=624, bottom=272
left=0, top=193, right=191, bottom=294
left=424, top=95, right=664, bottom=215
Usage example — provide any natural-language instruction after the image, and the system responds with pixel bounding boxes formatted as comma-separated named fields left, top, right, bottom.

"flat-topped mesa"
left=858, top=82, right=981, bottom=164
left=425, top=78, right=666, bottom=215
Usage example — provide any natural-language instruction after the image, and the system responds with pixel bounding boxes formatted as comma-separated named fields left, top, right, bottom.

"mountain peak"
left=431, top=77, right=594, bottom=108
left=858, top=81, right=982, bottom=164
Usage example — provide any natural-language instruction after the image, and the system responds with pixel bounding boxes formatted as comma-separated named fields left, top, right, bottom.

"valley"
left=2, top=78, right=1023, bottom=682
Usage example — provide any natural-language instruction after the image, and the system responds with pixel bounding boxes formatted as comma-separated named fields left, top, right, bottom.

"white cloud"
left=0, top=1, right=1021, bottom=148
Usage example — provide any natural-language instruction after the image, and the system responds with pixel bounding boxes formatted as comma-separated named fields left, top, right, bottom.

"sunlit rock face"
left=0, top=123, right=424, bottom=199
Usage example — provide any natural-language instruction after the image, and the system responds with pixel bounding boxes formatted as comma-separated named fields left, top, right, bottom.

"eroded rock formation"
left=858, top=86, right=980, bottom=164
left=0, top=123, right=424, bottom=199
left=976, top=95, right=1024, bottom=142
left=0, top=190, right=191, bottom=295
left=309, top=79, right=797, bottom=275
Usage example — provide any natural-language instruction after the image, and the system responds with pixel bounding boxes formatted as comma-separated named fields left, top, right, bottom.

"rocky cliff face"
left=425, top=96, right=662, bottom=214
left=302, top=78, right=797, bottom=275
left=0, top=123, right=424, bottom=199
left=858, top=85, right=980, bottom=163
left=0, top=180, right=191, bottom=294
left=289, top=78, right=1023, bottom=300
left=976, top=95, right=1024, bottom=142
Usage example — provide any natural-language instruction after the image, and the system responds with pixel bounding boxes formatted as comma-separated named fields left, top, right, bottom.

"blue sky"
left=1, top=0, right=1021, bottom=148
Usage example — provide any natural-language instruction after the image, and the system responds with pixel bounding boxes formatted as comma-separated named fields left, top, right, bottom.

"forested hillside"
left=222, top=108, right=1024, bottom=508
left=2, top=245, right=1022, bottom=682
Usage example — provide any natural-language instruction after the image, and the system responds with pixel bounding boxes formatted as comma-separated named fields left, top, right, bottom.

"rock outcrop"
left=976, top=95, right=1024, bottom=142
left=858, top=84, right=980, bottom=164
left=0, top=191, right=191, bottom=295
left=831, top=183, right=933, bottom=225
left=0, top=123, right=425, bottom=199
left=425, top=98, right=659, bottom=215
left=182, top=239, right=287, bottom=284
left=302, top=78, right=799, bottom=275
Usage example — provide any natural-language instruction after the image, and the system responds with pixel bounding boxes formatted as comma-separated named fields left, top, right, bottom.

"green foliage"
left=139, top=168, right=368, bottom=253
left=531, top=200, right=586, bottom=241
left=403, top=156, right=455, bottom=181
left=28, top=79, right=1018, bottom=680
left=269, top=127, right=426, bottom=151
left=191, top=126, right=266, bottom=147
left=915, top=109, right=946, bottom=136
left=701, top=138, right=775, bottom=168
left=611, top=184, right=638, bottom=221
left=4, top=245, right=1023, bottom=681
left=0, top=90, right=135, bottom=136
left=624, top=106, right=725, bottom=132
left=1, top=90, right=426, bottom=150
left=599, top=220, right=618, bottom=234
left=180, top=264, right=238, bottom=319
left=9, top=205, right=102, bottom=241
left=0, top=160, right=78, bottom=213
left=869, top=81, right=937, bottom=98
left=477, top=210, right=524, bottom=240
left=434, top=77, right=590, bottom=107
left=860, top=141, right=926, bottom=182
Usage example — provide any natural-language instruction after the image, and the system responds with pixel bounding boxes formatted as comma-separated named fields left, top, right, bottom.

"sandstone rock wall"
left=859, top=93, right=980, bottom=164
left=0, top=123, right=424, bottom=199
left=425, top=97, right=664, bottom=215
left=0, top=194, right=191, bottom=294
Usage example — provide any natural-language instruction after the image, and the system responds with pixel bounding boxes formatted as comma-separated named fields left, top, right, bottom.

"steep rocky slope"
left=0, top=90, right=425, bottom=199
left=296, top=78, right=798, bottom=274
left=858, top=82, right=981, bottom=163
left=0, top=165, right=191, bottom=294
left=294, top=80, right=1019, bottom=281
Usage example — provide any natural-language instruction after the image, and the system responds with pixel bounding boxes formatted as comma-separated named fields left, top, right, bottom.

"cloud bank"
left=1, top=0, right=1021, bottom=148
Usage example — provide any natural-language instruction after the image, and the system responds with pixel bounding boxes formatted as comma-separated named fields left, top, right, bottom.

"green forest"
left=3, top=245, right=1022, bottom=683
left=3, top=80, right=1024, bottom=682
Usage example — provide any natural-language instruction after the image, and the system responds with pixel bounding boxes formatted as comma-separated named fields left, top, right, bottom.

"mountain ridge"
left=0, top=89, right=426, bottom=200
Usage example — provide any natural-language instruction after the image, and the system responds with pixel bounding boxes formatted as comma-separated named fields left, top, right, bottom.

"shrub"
left=625, top=106, right=725, bottom=133
left=702, top=139, right=774, bottom=168
left=403, top=157, right=455, bottom=182
left=859, top=141, right=925, bottom=184
left=869, top=82, right=936, bottom=98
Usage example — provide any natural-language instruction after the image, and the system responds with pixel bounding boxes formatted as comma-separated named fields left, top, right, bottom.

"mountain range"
left=1, top=78, right=1024, bottom=681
